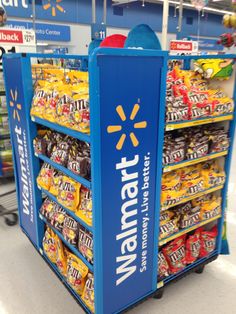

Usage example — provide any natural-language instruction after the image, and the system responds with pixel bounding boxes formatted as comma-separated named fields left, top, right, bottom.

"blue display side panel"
left=3, top=56, right=41, bottom=247
left=96, top=54, right=164, bottom=313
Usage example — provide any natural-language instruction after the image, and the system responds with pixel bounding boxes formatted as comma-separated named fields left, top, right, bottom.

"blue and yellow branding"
left=10, top=89, right=21, bottom=122
left=43, top=0, right=65, bottom=17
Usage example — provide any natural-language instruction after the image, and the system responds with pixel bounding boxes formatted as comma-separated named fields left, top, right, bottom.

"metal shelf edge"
left=159, top=214, right=221, bottom=246
left=31, top=116, right=91, bottom=143
left=40, top=215, right=94, bottom=272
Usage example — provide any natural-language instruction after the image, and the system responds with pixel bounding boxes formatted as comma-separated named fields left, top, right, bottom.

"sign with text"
left=170, top=40, right=198, bottom=55
left=97, top=54, right=164, bottom=313
left=188, top=36, right=223, bottom=51
left=91, top=23, right=106, bottom=41
left=0, top=28, right=35, bottom=45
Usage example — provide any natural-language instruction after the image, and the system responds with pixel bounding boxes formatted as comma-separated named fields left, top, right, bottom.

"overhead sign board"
left=170, top=40, right=198, bottom=55
left=0, top=28, right=35, bottom=45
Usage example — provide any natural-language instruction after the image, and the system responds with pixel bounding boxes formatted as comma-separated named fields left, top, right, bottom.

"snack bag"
left=200, top=197, right=221, bottom=220
left=49, top=171, right=63, bottom=197
left=82, top=273, right=94, bottom=313
left=186, top=230, right=201, bottom=264
left=37, top=163, right=54, bottom=190
left=161, top=171, right=181, bottom=191
left=40, top=198, right=55, bottom=220
left=55, top=236, right=67, bottom=277
left=50, top=139, right=70, bottom=166
left=58, top=176, right=81, bottom=211
left=199, top=226, right=218, bottom=257
left=161, top=189, right=185, bottom=208
left=30, top=85, right=49, bottom=118
left=33, top=132, right=48, bottom=156
left=67, top=146, right=90, bottom=178
left=56, top=89, right=74, bottom=127
left=70, top=94, right=90, bottom=133
left=76, top=187, right=92, bottom=226
left=42, top=227, right=57, bottom=263
left=67, top=253, right=89, bottom=295
left=162, top=235, right=186, bottom=274
left=159, top=210, right=175, bottom=223
left=158, top=251, right=169, bottom=280
left=44, top=84, right=62, bottom=122
left=194, top=59, right=234, bottom=80
left=62, top=216, right=79, bottom=246
left=179, top=206, right=200, bottom=229
left=78, top=226, right=93, bottom=264
left=50, top=204, right=67, bottom=232
left=182, top=177, right=204, bottom=196
left=159, top=217, right=179, bottom=240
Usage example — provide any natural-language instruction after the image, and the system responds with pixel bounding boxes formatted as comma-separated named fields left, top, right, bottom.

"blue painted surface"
left=6, top=20, right=71, bottom=42
left=188, top=36, right=224, bottom=51
left=91, top=23, right=107, bottom=41
left=3, top=0, right=228, bottom=38
left=91, top=48, right=166, bottom=314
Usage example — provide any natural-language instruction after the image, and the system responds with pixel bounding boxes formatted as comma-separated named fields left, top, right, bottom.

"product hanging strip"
left=3, top=51, right=236, bottom=314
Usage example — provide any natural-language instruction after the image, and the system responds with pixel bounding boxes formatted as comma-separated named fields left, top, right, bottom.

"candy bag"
left=50, top=204, right=67, bottom=232
left=162, top=235, right=186, bottom=274
left=199, top=226, right=218, bottom=257
left=70, top=94, right=90, bottom=133
left=58, top=176, right=81, bottom=211
left=82, top=273, right=95, bottom=313
left=67, top=253, right=89, bottom=295
left=49, top=171, right=63, bottom=197
left=158, top=251, right=169, bottom=280
left=42, top=227, right=57, bottom=263
left=200, top=197, right=221, bottom=220
left=30, top=85, right=49, bottom=118
left=179, top=206, right=200, bottom=229
left=40, top=197, right=55, bottom=220
left=78, top=226, right=93, bottom=264
left=62, top=216, right=79, bottom=246
left=76, top=186, right=92, bottom=226
left=55, top=236, right=67, bottom=277
left=186, top=230, right=201, bottom=264
left=159, top=217, right=179, bottom=240
left=37, top=163, right=54, bottom=190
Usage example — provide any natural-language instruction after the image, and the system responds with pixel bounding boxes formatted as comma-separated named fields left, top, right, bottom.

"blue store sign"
left=188, top=36, right=224, bottom=51
left=95, top=53, right=164, bottom=313
left=6, top=20, right=70, bottom=42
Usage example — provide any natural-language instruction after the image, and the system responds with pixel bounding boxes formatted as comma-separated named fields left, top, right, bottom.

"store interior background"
left=3, top=0, right=236, bottom=54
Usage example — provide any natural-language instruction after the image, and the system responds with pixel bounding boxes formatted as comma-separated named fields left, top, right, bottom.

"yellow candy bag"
left=42, top=227, right=57, bottom=264
left=200, top=197, right=221, bottom=220
left=162, top=171, right=181, bottom=191
left=30, top=86, right=50, bottom=118
left=67, top=253, right=89, bottom=295
left=182, top=177, right=204, bottom=196
left=70, top=93, right=90, bottom=133
left=82, top=273, right=94, bottom=313
left=58, top=176, right=81, bottom=211
left=49, top=171, right=63, bottom=197
left=37, top=163, right=55, bottom=190
left=55, top=236, right=67, bottom=277
left=76, top=186, right=92, bottom=226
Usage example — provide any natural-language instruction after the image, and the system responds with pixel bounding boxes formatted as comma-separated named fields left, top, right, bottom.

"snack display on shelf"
left=40, top=195, right=93, bottom=263
left=159, top=193, right=221, bottom=240
left=30, top=69, right=90, bottom=133
left=42, top=227, right=94, bottom=311
left=161, top=160, right=225, bottom=207
left=159, top=226, right=218, bottom=277
left=163, top=126, right=230, bottom=166
left=37, top=162, right=93, bottom=226
left=165, top=65, right=234, bottom=123
left=33, top=130, right=91, bottom=179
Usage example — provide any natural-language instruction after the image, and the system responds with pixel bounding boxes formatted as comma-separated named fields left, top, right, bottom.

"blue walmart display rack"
left=2, top=50, right=236, bottom=314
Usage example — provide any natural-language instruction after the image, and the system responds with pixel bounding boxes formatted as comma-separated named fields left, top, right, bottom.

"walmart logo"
left=43, top=0, right=65, bottom=17
left=107, top=104, right=147, bottom=150
left=10, top=89, right=21, bottom=122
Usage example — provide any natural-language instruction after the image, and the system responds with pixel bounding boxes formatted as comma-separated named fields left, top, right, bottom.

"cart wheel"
left=153, top=288, right=164, bottom=299
left=195, top=265, right=205, bottom=274
left=4, top=213, right=18, bottom=226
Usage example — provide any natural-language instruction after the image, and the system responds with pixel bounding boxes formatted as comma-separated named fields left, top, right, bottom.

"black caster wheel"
left=195, top=265, right=205, bottom=274
left=4, top=213, right=18, bottom=226
left=153, top=288, right=164, bottom=299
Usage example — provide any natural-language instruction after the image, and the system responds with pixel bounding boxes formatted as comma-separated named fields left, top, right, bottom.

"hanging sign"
left=0, top=28, right=35, bottom=45
left=169, top=40, right=199, bottom=55
left=91, top=23, right=106, bottom=41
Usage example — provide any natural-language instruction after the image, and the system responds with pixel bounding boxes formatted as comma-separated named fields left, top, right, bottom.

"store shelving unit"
left=3, top=51, right=236, bottom=314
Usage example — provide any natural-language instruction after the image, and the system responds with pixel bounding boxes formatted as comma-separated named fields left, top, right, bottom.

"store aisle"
left=0, top=147, right=236, bottom=314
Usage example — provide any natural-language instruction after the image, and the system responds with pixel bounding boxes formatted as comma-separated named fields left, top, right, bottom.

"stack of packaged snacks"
left=163, top=125, right=230, bottom=166
left=165, top=65, right=234, bottom=123
left=30, top=69, right=90, bottom=133
left=33, top=130, right=91, bottom=180
left=40, top=196, right=93, bottom=263
left=42, top=227, right=94, bottom=312
left=159, top=193, right=221, bottom=240
left=37, top=163, right=93, bottom=227
left=161, top=160, right=225, bottom=207
left=158, top=225, right=218, bottom=279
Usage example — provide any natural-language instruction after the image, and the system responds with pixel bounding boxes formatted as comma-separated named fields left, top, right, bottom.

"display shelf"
left=163, top=150, right=228, bottom=173
left=165, top=114, right=234, bottom=131
left=36, top=153, right=91, bottom=189
left=161, top=184, right=224, bottom=211
left=159, top=214, right=221, bottom=246
left=31, top=116, right=91, bottom=143
left=43, top=253, right=92, bottom=314
left=39, top=214, right=94, bottom=272
left=39, top=186, right=93, bottom=232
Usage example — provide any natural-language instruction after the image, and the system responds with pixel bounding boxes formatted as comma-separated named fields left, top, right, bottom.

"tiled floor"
left=0, top=145, right=236, bottom=314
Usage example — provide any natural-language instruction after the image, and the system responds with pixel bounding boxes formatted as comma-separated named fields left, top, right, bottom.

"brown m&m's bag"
left=78, top=226, right=93, bottom=264
left=42, top=227, right=57, bottom=264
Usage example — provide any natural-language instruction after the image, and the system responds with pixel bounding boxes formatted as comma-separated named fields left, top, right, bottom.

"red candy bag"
left=162, top=235, right=186, bottom=274
left=185, top=230, right=201, bottom=264
left=199, top=226, right=218, bottom=258
left=158, top=251, right=169, bottom=280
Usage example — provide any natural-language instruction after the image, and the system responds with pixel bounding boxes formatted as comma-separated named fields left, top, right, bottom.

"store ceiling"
left=112, top=0, right=234, bottom=14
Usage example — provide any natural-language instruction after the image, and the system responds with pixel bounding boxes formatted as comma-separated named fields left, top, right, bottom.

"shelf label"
left=95, top=53, right=165, bottom=313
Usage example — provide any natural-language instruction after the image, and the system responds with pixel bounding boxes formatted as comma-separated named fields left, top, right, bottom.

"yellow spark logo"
left=10, top=89, right=21, bottom=122
left=107, top=104, right=147, bottom=150
left=43, top=0, right=65, bottom=17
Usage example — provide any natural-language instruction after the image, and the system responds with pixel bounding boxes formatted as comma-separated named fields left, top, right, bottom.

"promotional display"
left=3, top=50, right=236, bottom=314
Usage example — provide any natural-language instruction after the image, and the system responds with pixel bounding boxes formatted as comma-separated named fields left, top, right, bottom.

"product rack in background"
left=3, top=51, right=236, bottom=314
